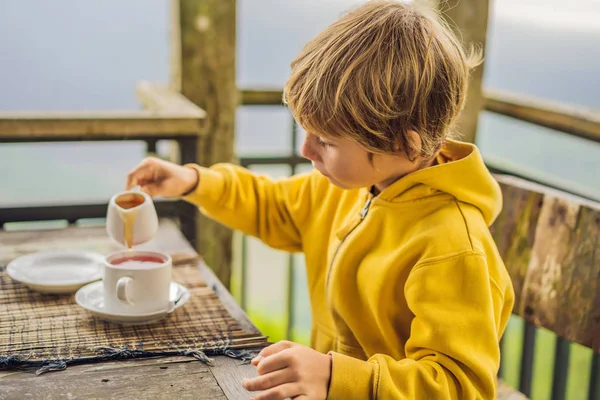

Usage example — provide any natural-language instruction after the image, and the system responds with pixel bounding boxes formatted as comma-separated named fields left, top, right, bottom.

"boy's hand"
left=242, top=340, right=331, bottom=400
left=126, top=157, right=198, bottom=197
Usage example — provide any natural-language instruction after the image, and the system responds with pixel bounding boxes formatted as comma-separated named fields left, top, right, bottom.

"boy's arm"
left=182, top=163, right=317, bottom=253
left=328, top=253, right=512, bottom=399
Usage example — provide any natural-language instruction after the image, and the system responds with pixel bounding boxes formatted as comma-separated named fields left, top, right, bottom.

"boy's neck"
left=372, top=156, right=438, bottom=196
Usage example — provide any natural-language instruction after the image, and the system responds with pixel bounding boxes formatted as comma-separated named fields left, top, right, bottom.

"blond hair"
left=284, top=0, right=481, bottom=159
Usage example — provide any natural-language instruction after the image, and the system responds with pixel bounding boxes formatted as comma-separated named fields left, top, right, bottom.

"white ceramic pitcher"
left=106, top=190, right=158, bottom=248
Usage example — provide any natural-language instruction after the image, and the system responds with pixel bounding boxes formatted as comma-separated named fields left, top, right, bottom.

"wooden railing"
left=0, top=81, right=204, bottom=243
left=0, top=81, right=205, bottom=141
left=240, top=88, right=600, bottom=143
left=483, top=89, right=600, bottom=143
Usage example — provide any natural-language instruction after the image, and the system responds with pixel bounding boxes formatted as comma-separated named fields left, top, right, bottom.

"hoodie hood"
left=376, top=140, right=502, bottom=225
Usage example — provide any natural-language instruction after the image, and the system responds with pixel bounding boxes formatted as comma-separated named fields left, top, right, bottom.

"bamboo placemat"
left=0, top=261, right=268, bottom=373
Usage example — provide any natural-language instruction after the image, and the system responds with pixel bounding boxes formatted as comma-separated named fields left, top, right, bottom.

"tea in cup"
left=103, top=251, right=172, bottom=315
left=106, top=190, right=158, bottom=248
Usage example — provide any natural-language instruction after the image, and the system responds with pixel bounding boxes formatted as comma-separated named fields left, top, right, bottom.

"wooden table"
left=0, top=220, right=263, bottom=399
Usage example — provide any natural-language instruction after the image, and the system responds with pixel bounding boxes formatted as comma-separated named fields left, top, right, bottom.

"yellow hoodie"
left=183, top=140, right=515, bottom=399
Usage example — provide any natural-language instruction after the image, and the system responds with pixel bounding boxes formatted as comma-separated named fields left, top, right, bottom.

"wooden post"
left=420, top=0, right=489, bottom=143
left=171, top=0, right=236, bottom=288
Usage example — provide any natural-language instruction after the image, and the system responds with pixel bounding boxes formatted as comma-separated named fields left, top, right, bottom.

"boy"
left=126, top=1, right=514, bottom=398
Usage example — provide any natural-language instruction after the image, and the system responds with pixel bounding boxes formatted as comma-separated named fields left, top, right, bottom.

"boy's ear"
left=393, top=130, right=422, bottom=161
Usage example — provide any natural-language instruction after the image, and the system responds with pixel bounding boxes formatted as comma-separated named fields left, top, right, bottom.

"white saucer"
left=6, top=250, right=104, bottom=293
left=75, top=281, right=190, bottom=325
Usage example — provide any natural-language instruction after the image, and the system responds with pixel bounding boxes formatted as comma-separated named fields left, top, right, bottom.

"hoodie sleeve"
left=182, top=163, right=317, bottom=253
left=327, top=252, right=509, bottom=399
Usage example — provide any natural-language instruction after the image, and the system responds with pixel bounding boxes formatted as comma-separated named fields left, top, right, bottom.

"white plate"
left=75, top=281, right=190, bottom=325
left=6, top=250, right=104, bottom=293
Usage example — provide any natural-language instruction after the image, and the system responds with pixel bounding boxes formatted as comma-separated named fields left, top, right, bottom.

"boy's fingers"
left=140, top=184, right=158, bottom=197
left=126, top=164, right=157, bottom=190
left=125, top=171, right=137, bottom=190
left=250, top=382, right=302, bottom=400
left=255, top=341, right=295, bottom=361
left=242, top=368, right=293, bottom=392
left=256, top=349, right=295, bottom=376
left=126, top=164, right=149, bottom=190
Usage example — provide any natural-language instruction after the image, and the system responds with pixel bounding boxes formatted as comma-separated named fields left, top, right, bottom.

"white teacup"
left=103, top=251, right=172, bottom=315
left=106, top=190, right=158, bottom=248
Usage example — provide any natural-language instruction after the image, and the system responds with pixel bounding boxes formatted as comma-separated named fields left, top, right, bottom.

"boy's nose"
left=300, top=135, right=319, bottom=163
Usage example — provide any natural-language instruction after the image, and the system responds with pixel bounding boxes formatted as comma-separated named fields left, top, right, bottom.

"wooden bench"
left=492, top=174, right=600, bottom=399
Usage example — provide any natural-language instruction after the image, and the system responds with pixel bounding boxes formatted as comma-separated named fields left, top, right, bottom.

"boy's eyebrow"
left=318, top=136, right=339, bottom=146
left=316, top=132, right=338, bottom=142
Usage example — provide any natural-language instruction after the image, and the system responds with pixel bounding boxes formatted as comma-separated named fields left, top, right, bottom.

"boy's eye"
left=316, top=137, right=332, bottom=147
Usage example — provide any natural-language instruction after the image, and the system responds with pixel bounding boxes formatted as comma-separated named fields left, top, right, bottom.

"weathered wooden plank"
left=0, top=111, right=203, bottom=141
left=524, top=197, right=600, bottom=351
left=172, top=0, right=236, bottom=289
left=136, top=81, right=207, bottom=120
left=490, top=179, right=544, bottom=307
left=240, top=89, right=284, bottom=106
left=0, top=356, right=227, bottom=399
left=485, top=89, right=600, bottom=143
left=209, top=355, right=261, bottom=400
left=492, top=175, right=600, bottom=352
left=0, top=356, right=261, bottom=400
left=0, top=81, right=205, bottom=141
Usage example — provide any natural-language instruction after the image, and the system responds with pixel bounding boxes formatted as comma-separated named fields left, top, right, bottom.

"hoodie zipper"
left=325, top=196, right=373, bottom=303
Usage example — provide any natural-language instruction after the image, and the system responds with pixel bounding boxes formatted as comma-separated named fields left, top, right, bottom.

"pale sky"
left=495, top=0, right=600, bottom=31
left=289, top=0, right=600, bottom=32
